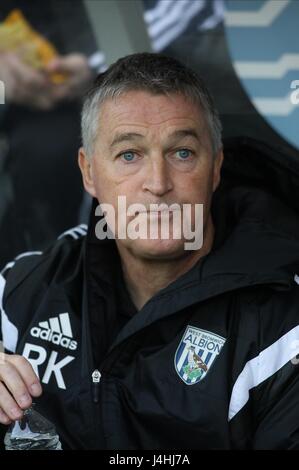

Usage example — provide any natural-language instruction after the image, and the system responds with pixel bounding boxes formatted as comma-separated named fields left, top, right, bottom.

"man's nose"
left=142, top=158, right=173, bottom=196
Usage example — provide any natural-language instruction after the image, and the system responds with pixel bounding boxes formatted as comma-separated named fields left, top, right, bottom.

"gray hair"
left=81, top=53, right=222, bottom=159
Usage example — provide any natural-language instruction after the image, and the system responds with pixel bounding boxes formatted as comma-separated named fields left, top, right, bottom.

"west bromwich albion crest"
left=174, top=326, right=226, bottom=385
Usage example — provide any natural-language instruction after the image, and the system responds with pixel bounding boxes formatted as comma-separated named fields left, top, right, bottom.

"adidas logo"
left=30, top=313, right=78, bottom=350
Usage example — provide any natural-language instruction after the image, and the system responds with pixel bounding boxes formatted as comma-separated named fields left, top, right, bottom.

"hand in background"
left=0, top=52, right=58, bottom=110
left=46, top=53, right=95, bottom=102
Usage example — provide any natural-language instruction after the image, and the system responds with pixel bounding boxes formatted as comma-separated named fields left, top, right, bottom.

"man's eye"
left=120, top=151, right=136, bottom=162
left=175, top=149, right=193, bottom=159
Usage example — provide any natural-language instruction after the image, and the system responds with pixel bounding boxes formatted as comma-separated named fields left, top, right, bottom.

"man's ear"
left=78, top=147, right=97, bottom=198
left=212, top=149, right=224, bottom=192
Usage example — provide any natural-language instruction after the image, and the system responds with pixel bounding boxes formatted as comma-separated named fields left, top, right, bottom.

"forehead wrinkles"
left=108, top=108, right=195, bottom=128
left=109, top=111, right=202, bottom=138
left=102, top=92, right=202, bottom=126
left=97, top=94, right=207, bottom=150
left=110, top=119, right=202, bottom=150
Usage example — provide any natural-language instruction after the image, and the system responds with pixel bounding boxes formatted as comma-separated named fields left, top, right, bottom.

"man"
left=0, top=53, right=299, bottom=450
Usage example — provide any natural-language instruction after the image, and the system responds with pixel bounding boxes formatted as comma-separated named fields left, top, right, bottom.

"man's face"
left=79, top=90, right=223, bottom=260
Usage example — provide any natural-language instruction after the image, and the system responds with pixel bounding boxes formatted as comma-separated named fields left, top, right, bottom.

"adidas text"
left=30, top=327, right=78, bottom=350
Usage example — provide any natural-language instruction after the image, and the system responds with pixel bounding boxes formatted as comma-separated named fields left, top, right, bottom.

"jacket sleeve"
left=0, top=252, right=45, bottom=451
left=0, top=267, right=10, bottom=352
left=252, top=281, right=299, bottom=449
left=0, top=250, right=45, bottom=354
left=0, top=267, right=18, bottom=354
left=0, top=264, right=14, bottom=450
left=0, top=271, right=4, bottom=349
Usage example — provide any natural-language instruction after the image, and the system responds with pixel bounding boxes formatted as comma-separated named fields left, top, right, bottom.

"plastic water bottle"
left=4, top=405, right=62, bottom=450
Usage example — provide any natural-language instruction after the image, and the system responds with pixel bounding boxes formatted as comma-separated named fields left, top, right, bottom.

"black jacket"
left=1, top=138, right=299, bottom=450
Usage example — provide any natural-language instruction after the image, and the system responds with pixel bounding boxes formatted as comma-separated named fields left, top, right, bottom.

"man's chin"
left=128, top=238, right=188, bottom=260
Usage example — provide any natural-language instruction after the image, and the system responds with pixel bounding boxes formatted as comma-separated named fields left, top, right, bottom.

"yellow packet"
left=0, top=9, right=67, bottom=84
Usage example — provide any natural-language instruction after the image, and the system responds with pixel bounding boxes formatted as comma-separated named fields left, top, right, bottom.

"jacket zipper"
left=92, top=369, right=101, bottom=404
